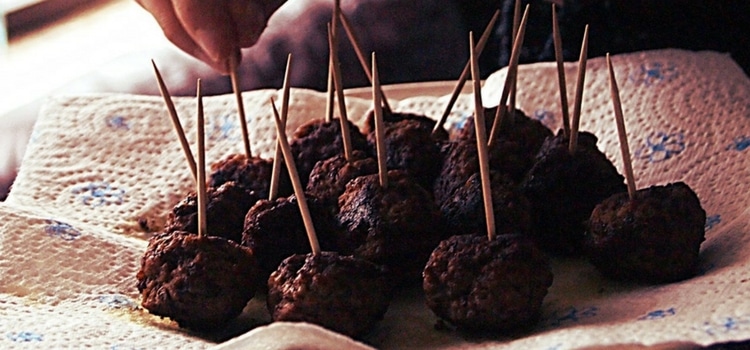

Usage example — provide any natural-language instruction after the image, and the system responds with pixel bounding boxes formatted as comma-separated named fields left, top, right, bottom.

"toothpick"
left=269, top=54, right=292, bottom=200
left=325, top=54, right=335, bottom=123
left=339, top=11, right=393, bottom=115
left=607, top=53, right=636, bottom=199
left=372, top=52, right=388, bottom=189
left=324, top=0, right=340, bottom=124
left=552, top=3, right=570, bottom=137
left=469, top=32, right=496, bottom=241
left=196, top=79, right=208, bottom=238
left=568, top=24, right=589, bottom=155
left=229, top=53, right=253, bottom=158
left=151, top=59, right=197, bottom=181
left=328, top=22, right=354, bottom=161
left=508, top=0, right=521, bottom=124
left=488, top=4, right=529, bottom=148
left=433, top=9, right=500, bottom=136
left=270, top=98, right=321, bottom=255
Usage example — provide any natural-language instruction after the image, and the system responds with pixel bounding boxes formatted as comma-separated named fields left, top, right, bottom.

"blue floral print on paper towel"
left=98, top=294, right=138, bottom=309
left=635, top=131, right=686, bottom=163
left=698, top=316, right=750, bottom=336
left=7, top=331, right=43, bottom=343
left=705, top=214, right=721, bottom=231
left=107, top=116, right=130, bottom=131
left=629, top=62, right=678, bottom=87
left=44, top=220, right=81, bottom=241
left=638, top=308, right=676, bottom=321
left=547, top=306, right=599, bottom=327
left=207, top=114, right=239, bottom=141
left=726, top=136, right=750, bottom=152
left=71, top=182, right=125, bottom=207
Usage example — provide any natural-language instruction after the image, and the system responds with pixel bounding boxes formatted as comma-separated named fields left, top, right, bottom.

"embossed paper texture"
left=1, top=49, right=749, bottom=349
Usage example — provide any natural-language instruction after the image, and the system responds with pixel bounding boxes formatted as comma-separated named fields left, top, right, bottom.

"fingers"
left=136, top=0, right=216, bottom=69
left=172, top=0, right=238, bottom=72
left=228, top=1, right=268, bottom=48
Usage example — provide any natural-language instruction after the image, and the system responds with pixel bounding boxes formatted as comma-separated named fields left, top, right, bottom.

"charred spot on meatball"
left=290, top=119, right=370, bottom=188
left=267, top=251, right=391, bottom=339
left=136, top=231, right=260, bottom=331
left=164, top=181, right=259, bottom=243
left=208, top=153, right=289, bottom=199
left=336, top=170, right=446, bottom=286
left=241, top=194, right=340, bottom=279
left=440, top=171, right=533, bottom=237
left=584, top=182, right=706, bottom=283
left=423, top=234, right=553, bottom=333
left=305, top=150, right=378, bottom=207
left=521, top=131, right=627, bottom=256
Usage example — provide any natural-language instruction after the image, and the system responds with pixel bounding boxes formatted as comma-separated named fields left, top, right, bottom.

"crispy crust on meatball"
left=521, top=131, right=626, bottom=255
left=136, top=232, right=260, bottom=331
left=165, top=181, right=259, bottom=243
left=267, top=252, right=391, bottom=338
left=423, top=234, right=553, bottom=333
left=584, top=182, right=706, bottom=283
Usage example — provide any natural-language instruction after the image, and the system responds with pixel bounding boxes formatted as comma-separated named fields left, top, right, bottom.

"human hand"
left=136, top=0, right=284, bottom=74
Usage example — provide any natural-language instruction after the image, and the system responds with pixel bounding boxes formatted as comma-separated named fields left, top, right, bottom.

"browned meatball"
left=440, top=171, right=533, bottom=238
left=454, top=106, right=552, bottom=157
left=290, top=118, right=370, bottom=188
left=584, top=182, right=706, bottom=283
left=208, top=153, right=290, bottom=199
left=136, top=231, right=260, bottom=331
left=336, top=170, right=446, bottom=286
left=520, top=131, right=626, bottom=256
left=267, top=251, right=391, bottom=339
left=363, top=110, right=449, bottom=141
left=241, top=194, right=339, bottom=279
left=165, top=181, right=259, bottom=243
left=423, top=234, right=553, bottom=333
left=433, top=138, right=531, bottom=206
left=305, top=150, right=378, bottom=207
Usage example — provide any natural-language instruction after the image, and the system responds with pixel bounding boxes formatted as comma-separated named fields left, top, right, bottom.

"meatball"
left=241, top=194, right=340, bottom=279
left=440, top=171, right=533, bottom=237
left=165, top=181, right=259, bottom=243
left=520, top=131, right=627, bottom=256
left=454, top=106, right=552, bottom=161
left=584, top=182, right=706, bottom=283
left=423, top=234, right=553, bottom=333
left=433, top=138, right=531, bottom=206
left=136, top=231, right=260, bottom=331
left=363, top=110, right=449, bottom=141
left=208, top=153, right=290, bottom=199
left=305, top=149, right=378, bottom=207
left=336, top=170, right=446, bottom=286
left=290, top=118, right=370, bottom=188
left=267, top=251, right=391, bottom=339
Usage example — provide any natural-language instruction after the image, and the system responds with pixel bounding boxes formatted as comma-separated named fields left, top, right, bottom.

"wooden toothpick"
left=372, top=52, right=388, bottom=189
left=508, top=0, right=521, bottom=124
left=196, top=79, right=208, bottom=238
left=229, top=53, right=253, bottom=159
left=151, top=59, right=197, bottom=181
left=552, top=3, right=571, bottom=137
left=328, top=22, right=354, bottom=161
left=607, top=53, right=637, bottom=199
left=269, top=54, right=293, bottom=201
left=488, top=4, right=529, bottom=148
left=469, top=32, right=496, bottom=241
left=433, top=9, right=500, bottom=136
left=270, top=98, right=321, bottom=255
left=568, top=24, right=589, bottom=155
left=339, top=11, right=393, bottom=115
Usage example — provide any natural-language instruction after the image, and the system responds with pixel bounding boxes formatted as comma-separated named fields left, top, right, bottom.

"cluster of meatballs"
left=135, top=97, right=707, bottom=339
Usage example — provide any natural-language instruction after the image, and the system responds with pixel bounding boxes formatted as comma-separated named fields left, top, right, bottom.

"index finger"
left=173, top=0, right=239, bottom=71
